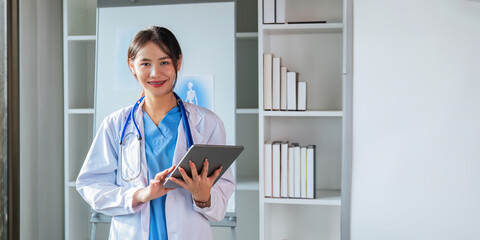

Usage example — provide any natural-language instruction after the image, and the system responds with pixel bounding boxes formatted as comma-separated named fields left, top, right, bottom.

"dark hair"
left=128, top=26, right=182, bottom=89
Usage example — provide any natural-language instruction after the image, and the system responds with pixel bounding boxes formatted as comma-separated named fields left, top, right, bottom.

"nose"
left=150, top=64, right=161, bottom=77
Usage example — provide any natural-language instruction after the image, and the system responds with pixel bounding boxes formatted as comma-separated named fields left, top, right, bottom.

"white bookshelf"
left=263, top=23, right=343, bottom=34
left=264, top=190, right=341, bottom=206
left=258, top=0, right=348, bottom=239
left=67, top=35, right=96, bottom=41
left=68, top=108, right=95, bottom=114
left=236, top=32, right=259, bottom=39
left=262, top=110, right=342, bottom=117
left=232, top=1, right=260, bottom=239
left=63, top=0, right=105, bottom=239
left=236, top=108, right=259, bottom=114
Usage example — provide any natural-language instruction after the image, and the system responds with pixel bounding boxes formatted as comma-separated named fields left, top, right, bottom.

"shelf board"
left=68, top=108, right=95, bottom=114
left=236, top=108, right=259, bottom=114
left=236, top=32, right=258, bottom=39
left=262, top=23, right=343, bottom=34
left=263, top=190, right=341, bottom=206
left=67, top=35, right=96, bottom=41
left=237, top=177, right=259, bottom=191
left=262, top=110, right=342, bottom=117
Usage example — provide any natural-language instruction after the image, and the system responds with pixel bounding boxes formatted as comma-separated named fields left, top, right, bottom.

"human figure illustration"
left=186, top=81, right=198, bottom=105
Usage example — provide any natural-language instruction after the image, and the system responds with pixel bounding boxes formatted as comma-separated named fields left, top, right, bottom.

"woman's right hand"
left=132, top=165, right=175, bottom=206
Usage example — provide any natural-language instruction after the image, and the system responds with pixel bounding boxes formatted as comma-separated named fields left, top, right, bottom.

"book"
left=287, top=72, right=297, bottom=110
left=272, top=57, right=281, bottom=110
left=300, top=146, right=307, bottom=198
left=280, top=142, right=289, bottom=198
left=263, top=54, right=273, bottom=110
left=307, top=145, right=315, bottom=199
left=263, top=0, right=275, bottom=24
left=288, top=145, right=295, bottom=197
left=293, top=143, right=301, bottom=198
left=272, top=141, right=281, bottom=198
left=264, top=141, right=273, bottom=197
left=297, top=81, right=306, bottom=111
left=275, top=0, right=286, bottom=24
left=280, top=67, right=287, bottom=110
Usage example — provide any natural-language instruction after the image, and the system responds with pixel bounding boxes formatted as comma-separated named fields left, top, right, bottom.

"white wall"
left=19, top=0, right=63, bottom=239
left=351, top=0, right=480, bottom=239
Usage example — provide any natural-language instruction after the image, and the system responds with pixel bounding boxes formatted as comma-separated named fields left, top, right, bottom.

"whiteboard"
left=96, top=2, right=236, bottom=212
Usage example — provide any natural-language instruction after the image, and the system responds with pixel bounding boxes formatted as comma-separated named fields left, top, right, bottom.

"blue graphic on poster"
left=175, top=74, right=214, bottom=111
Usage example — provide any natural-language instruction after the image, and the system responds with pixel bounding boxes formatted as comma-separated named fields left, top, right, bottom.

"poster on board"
left=176, top=74, right=214, bottom=111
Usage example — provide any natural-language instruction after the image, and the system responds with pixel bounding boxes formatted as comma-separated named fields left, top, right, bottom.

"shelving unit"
left=263, top=110, right=342, bottom=117
left=262, top=23, right=343, bottom=34
left=258, top=0, right=347, bottom=239
left=231, top=0, right=260, bottom=239
left=63, top=0, right=107, bottom=239
left=234, top=29, right=261, bottom=240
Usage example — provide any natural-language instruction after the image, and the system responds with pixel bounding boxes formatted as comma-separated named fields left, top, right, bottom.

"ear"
left=176, top=55, right=182, bottom=70
left=128, top=58, right=136, bottom=75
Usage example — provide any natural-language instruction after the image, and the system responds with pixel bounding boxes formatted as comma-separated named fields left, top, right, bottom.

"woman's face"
left=129, top=41, right=181, bottom=98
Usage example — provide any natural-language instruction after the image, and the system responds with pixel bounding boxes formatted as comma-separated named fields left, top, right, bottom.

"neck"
left=143, top=92, right=177, bottom=125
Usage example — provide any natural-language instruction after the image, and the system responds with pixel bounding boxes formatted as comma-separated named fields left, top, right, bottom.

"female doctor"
left=76, top=26, right=235, bottom=240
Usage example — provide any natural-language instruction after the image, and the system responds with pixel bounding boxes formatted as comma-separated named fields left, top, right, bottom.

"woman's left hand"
left=169, top=159, right=222, bottom=204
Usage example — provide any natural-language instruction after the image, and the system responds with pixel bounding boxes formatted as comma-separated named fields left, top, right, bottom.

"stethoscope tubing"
left=119, top=92, right=194, bottom=182
left=120, top=96, right=145, bottom=144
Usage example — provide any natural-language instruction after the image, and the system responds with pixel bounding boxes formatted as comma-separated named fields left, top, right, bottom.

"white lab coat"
left=76, top=99, right=235, bottom=240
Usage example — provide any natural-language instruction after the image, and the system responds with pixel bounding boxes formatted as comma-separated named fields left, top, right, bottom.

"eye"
left=140, top=62, right=150, bottom=67
left=160, top=61, right=170, bottom=66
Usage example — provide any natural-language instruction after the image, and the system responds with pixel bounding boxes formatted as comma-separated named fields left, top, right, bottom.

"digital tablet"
left=163, top=144, right=244, bottom=188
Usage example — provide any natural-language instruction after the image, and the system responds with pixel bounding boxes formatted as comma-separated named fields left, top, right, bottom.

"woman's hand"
left=169, top=159, right=222, bottom=205
left=132, top=165, right=175, bottom=206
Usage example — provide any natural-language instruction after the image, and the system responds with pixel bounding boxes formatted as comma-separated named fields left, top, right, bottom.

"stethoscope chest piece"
left=119, top=131, right=142, bottom=182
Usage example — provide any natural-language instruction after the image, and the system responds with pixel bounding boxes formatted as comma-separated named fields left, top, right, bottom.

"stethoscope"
left=118, top=92, right=194, bottom=182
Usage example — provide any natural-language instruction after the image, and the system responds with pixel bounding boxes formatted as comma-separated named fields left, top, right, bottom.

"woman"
left=76, top=26, right=235, bottom=240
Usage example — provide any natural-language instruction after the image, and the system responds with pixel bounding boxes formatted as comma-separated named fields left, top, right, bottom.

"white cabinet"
left=258, top=0, right=348, bottom=239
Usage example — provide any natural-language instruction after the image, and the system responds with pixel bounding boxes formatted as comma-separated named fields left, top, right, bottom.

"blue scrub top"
left=143, top=106, right=181, bottom=240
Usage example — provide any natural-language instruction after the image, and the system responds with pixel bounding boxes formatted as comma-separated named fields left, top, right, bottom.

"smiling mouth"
left=148, top=80, right=167, bottom=87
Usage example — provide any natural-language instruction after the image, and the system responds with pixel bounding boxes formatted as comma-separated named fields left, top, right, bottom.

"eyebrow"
left=139, top=56, right=170, bottom=62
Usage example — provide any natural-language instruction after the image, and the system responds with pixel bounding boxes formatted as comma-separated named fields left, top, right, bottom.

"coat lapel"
left=172, top=103, right=205, bottom=165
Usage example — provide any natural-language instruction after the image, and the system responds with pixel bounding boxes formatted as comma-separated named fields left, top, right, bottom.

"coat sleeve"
left=192, top=117, right=236, bottom=222
left=76, top=117, right=144, bottom=216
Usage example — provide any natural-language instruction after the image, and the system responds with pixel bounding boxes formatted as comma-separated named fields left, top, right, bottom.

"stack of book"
left=263, top=53, right=307, bottom=111
left=264, top=141, right=315, bottom=199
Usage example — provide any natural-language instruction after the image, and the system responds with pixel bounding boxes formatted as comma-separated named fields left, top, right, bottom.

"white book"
left=307, top=146, right=315, bottom=199
left=287, top=72, right=297, bottom=110
left=263, top=54, right=273, bottom=110
left=263, top=0, right=275, bottom=24
left=272, top=142, right=281, bottom=198
left=288, top=146, right=295, bottom=197
left=300, top=146, right=307, bottom=198
left=272, top=57, right=281, bottom=110
left=298, top=82, right=307, bottom=111
left=264, top=141, right=273, bottom=197
left=275, top=0, right=286, bottom=24
left=280, top=142, right=289, bottom=198
left=280, top=67, right=287, bottom=110
left=293, top=143, right=301, bottom=198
